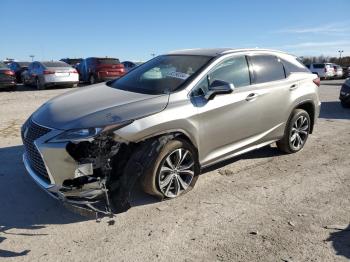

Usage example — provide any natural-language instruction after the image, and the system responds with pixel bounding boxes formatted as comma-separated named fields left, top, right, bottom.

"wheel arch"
left=293, top=100, right=316, bottom=134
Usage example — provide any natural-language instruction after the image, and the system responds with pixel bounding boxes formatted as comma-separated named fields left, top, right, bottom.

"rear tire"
left=277, top=109, right=311, bottom=154
left=89, top=75, right=96, bottom=85
left=36, top=78, right=45, bottom=90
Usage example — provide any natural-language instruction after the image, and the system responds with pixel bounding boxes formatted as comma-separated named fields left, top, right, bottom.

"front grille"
left=21, top=118, right=52, bottom=183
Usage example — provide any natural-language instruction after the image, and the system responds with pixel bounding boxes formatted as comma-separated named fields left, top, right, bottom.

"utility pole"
left=338, top=50, right=344, bottom=65
left=29, top=55, right=35, bottom=61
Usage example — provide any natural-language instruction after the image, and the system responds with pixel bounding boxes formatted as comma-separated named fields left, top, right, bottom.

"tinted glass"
left=250, top=55, right=285, bottom=84
left=109, top=55, right=212, bottom=95
left=209, top=56, right=250, bottom=88
left=281, top=58, right=310, bottom=75
left=96, top=58, right=120, bottom=65
left=43, top=61, right=70, bottom=67
left=313, top=64, right=325, bottom=69
left=17, top=62, right=30, bottom=67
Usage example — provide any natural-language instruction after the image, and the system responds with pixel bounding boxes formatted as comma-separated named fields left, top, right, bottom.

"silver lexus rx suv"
left=21, top=48, right=321, bottom=214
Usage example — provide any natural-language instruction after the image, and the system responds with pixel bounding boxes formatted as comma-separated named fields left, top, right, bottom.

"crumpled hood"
left=32, top=83, right=169, bottom=130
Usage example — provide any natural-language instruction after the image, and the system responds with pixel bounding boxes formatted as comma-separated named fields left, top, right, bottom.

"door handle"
left=289, top=84, right=298, bottom=90
left=246, top=93, right=259, bottom=101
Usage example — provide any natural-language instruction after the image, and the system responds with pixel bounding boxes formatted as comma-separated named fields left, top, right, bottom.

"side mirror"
left=205, top=79, right=234, bottom=100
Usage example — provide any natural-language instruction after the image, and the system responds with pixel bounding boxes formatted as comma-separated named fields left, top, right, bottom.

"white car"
left=306, top=63, right=335, bottom=79
left=24, top=61, right=79, bottom=89
left=332, top=64, right=343, bottom=79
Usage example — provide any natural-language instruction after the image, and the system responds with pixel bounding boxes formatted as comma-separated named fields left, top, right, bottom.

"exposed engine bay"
left=64, top=133, right=139, bottom=217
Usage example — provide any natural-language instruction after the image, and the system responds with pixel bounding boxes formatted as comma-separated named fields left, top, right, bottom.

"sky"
left=1, top=0, right=350, bottom=62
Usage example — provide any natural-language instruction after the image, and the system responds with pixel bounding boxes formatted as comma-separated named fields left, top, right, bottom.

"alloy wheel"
left=290, top=115, right=309, bottom=150
left=157, top=148, right=195, bottom=198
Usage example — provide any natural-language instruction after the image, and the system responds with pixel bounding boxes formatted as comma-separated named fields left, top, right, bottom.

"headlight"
left=48, top=120, right=133, bottom=143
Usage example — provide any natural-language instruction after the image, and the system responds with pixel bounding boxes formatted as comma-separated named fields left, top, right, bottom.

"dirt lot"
left=0, top=80, right=349, bottom=262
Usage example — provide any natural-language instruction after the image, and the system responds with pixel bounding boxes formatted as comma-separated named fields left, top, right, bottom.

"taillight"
left=313, top=77, right=321, bottom=87
left=69, top=69, right=78, bottom=74
left=43, top=70, right=55, bottom=74
left=3, top=70, right=15, bottom=76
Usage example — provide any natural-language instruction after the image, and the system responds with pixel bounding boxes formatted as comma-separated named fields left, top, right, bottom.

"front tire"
left=142, top=138, right=200, bottom=199
left=277, top=109, right=311, bottom=154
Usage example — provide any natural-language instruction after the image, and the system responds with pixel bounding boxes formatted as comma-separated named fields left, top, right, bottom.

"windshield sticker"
left=166, top=71, right=190, bottom=80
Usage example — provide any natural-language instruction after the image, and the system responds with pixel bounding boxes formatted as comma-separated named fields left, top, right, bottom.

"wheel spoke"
left=178, top=169, right=194, bottom=177
left=177, top=175, right=189, bottom=190
left=299, top=130, right=308, bottom=136
left=160, top=174, right=173, bottom=188
left=165, top=155, right=175, bottom=169
left=173, top=176, right=181, bottom=196
left=178, top=150, right=189, bottom=167
left=164, top=176, right=174, bottom=195
left=290, top=133, right=297, bottom=142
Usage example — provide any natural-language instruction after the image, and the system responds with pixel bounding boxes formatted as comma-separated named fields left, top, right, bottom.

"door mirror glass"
left=205, top=79, right=234, bottom=100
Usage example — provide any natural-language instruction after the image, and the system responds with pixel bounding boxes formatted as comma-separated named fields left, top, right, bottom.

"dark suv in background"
left=77, top=57, right=125, bottom=84
left=8, top=61, right=30, bottom=83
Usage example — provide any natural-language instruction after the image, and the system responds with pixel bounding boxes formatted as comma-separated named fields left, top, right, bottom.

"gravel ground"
left=0, top=80, right=349, bottom=261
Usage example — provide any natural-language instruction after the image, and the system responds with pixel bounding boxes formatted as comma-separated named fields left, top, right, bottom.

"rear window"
left=313, top=64, right=325, bottom=69
left=43, top=61, right=70, bottom=67
left=249, top=55, right=286, bottom=84
left=96, top=58, right=120, bottom=65
left=17, top=62, right=30, bottom=67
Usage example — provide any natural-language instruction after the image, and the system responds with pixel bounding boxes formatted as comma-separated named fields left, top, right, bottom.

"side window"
left=281, top=58, right=310, bottom=76
left=209, top=56, right=250, bottom=88
left=249, top=55, right=286, bottom=84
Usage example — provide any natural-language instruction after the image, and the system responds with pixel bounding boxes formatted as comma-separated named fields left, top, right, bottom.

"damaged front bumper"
left=21, top=118, right=128, bottom=215
left=23, top=152, right=110, bottom=214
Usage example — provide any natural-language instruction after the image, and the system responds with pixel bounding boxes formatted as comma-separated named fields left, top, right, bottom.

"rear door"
left=247, top=54, right=293, bottom=142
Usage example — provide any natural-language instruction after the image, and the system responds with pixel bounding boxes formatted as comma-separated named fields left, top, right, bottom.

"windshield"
left=109, top=55, right=212, bottom=94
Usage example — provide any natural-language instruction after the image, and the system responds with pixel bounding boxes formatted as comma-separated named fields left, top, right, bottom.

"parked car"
left=306, top=63, right=335, bottom=79
left=8, top=61, right=30, bottom=83
left=121, top=61, right=143, bottom=73
left=60, top=58, right=83, bottom=67
left=340, top=78, right=350, bottom=108
left=78, top=57, right=125, bottom=84
left=332, top=64, right=343, bottom=79
left=21, top=48, right=320, bottom=214
left=0, top=62, right=16, bottom=89
left=23, top=61, right=79, bottom=89
left=342, top=67, right=350, bottom=79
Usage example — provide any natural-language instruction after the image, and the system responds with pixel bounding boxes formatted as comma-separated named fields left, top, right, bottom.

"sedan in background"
left=8, top=61, right=30, bottom=83
left=60, top=58, right=83, bottom=67
left=24, top=61, right=79, bottom=89
left=78, top=57, right=125, bottom=84
left=0, top=62, right=16, bottom=90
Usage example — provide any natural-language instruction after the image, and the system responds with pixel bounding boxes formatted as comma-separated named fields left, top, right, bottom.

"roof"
left=167, top=48, right=289, bottom=57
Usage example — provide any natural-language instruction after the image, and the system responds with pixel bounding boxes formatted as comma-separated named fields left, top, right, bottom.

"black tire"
left=341, top=100, right=350, bottom=108
left=141, top=138, right=200, bottom=199
left=36, top=78, right=45, bottom=90
left=277, top=109, right=311, bottom=154
left=89, top=74, right=96, bottom=85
